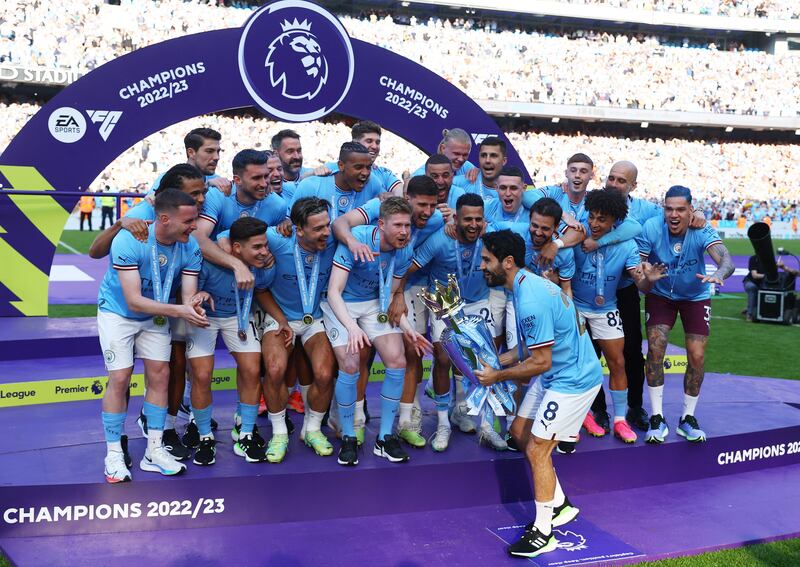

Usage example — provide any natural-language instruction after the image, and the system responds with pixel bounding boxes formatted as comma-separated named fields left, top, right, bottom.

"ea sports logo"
left=238, top=0, right=354, bottom=122
left=48, top=107, right=86, bottom=143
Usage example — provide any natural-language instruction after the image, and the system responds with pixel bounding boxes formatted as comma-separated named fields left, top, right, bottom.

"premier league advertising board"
left=0, top=0, right=527, bottom=318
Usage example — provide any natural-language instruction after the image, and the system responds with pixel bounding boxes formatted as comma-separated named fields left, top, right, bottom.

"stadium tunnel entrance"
left=0, top=0, right=529, bottom=318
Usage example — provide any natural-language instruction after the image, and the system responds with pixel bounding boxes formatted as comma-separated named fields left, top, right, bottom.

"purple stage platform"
left=2, top=351, right=800, bottom=566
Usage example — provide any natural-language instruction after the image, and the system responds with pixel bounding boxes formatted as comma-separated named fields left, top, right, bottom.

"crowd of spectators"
left=2, top=1, right=800, bottom=116
left=564, top=0, right=799, bottom=19
left=1, top=100, right=797, bottom=222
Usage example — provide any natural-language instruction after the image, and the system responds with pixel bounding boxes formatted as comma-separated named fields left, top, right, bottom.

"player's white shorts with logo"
left=321, top=299, right=401, bottom=348
left=489, top=288, right=507, bottom=333
left=260, top=313, right=326, bottom=346
left=580, top=308, right=624, bottom=340
left=430, top=298, right=500, bottom=342
left=518, top=379, right=602, bottom=442
left=186, top=315, right=261, bottom=358
left=405, top=285, right=428, bottom=335
left=98, top=310, right=171, bottom=371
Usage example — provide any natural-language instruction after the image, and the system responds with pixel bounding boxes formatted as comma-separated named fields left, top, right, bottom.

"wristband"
left=554, top=238, right=565, bottom=249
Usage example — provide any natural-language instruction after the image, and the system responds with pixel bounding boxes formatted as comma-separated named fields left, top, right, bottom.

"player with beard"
left=636, top=186, right=733, bottom=444
left=425, top=154, right=466, bottom=224
left=187, top=217, right=277, bottom=465
left=98, top=189, right=209, bottom=483
left=251, top=198, right=338, bottom=462
left=404, top=194, right=507, bottom=451
left=333, top=177, right=441, bottom=447
left=475, top=230, right=603, bottom=558
left=570, top=190, right=667, bottom=448
left=454, top=137, right=508, bottom=202
left=412, top=128, right=477, bottom=178
left=271, top=129, right=319, bottom=203
left=149, top=128, right=231, bottom=196
left=326, top=197, right=432, bottom=465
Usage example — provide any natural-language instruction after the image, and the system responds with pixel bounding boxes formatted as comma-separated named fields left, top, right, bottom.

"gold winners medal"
left=238, top=330, right=247, bottom=341
left=595, top=296, right=605, bottom=306
left=153, top=315, right=166, bottom=327
left=377, top=312, right=389, bottom=324
left=302, top=314, right=313, bottom=325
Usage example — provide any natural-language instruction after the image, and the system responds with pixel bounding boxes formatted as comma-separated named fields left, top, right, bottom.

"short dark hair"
left=406, top=175, right=438, bottom=198
left=291, top=197, right=330, bottom=227
left=156, top=163, right=204, bottom=194
left=425, top=154, right=452, bottom=169
left=567, top=153, right=594, bottom=168
left=339, top=141, right=370, bottom=163
left=380, top=196, right=413, bottom=220
left=154, top=188, right=196, bottom=214
left=232, top=149, right=269, bottom=176
left=665, top=185, right=693, bottom=204
left=230, top=217, right=267, bottom=243
left=483, top=230, right=525, bottom=268
left=183, top=128, right=221, bottom=152
left=531, top=197, right=563, bottom=224
left=270, top=129, right=300, bottom=150
left=585, top=189, right=628, bottom=221
left=498, top=166, right=524, bottom=181
left=479, top=136, right=507, bottom=156
left=351, top=120, right=381, bottom=140
left=456, top=192, right=484, bottom=211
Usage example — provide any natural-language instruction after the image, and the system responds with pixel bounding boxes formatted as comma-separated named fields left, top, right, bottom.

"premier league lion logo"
left=266, top=18, right=328, bottom=100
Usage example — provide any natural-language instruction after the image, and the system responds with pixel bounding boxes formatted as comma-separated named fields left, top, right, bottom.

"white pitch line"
left=58, top=240, right=82, bottom=255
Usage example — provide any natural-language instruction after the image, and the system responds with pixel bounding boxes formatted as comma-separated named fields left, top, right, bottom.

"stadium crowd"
left=564, top=0, right=799, bottom=19
left=2, top=100, right=798, bottom=220
left=2, top=1, right=800, bottom=116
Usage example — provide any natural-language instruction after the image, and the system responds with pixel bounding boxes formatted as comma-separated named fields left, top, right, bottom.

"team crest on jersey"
left=462, top=249, right=471, bottom=259
left=305, top=254, right=314, bottom=265
left=338, top=195, right=350, bottom=208
left=240, top=211, right=250, bottom=218
left=672, top=242, right=682, bottom=254
left=238, top=0, right=354, bottom=121
left=158, top=253, right=168, bottom=267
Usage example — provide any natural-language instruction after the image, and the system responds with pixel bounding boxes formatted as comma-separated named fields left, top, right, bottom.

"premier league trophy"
left=418, top=274, right=516, bottom=418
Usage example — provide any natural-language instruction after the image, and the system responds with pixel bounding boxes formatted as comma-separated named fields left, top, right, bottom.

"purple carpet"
left=1, top=346, right=800, bottom=565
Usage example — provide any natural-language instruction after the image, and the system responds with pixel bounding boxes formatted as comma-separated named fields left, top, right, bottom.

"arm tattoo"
left=645, top=324, right=670, bottom=387
left=708, top=243, right=734, bottom=280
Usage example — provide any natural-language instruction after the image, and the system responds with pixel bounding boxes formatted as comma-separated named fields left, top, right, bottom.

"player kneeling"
left=187, top=217, right=277, bottom=465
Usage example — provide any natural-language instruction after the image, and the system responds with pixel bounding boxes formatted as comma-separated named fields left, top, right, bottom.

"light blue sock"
left=193, top=404, right=213, bottom=437
left=101, top=412, right=127, bottom=442
left=142, top=401, right=167, bottom=432
left=335, top=371, right=358, bottom=437
left=433, top=392, right=451, bottom=412
left=611, top=389, right=628, bottom=421
left=380, top=367, right=405, bottom=440
left=240, top=403, right=258, bottom=436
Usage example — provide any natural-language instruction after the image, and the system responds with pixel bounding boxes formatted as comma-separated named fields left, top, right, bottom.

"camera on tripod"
left=747, top=222, right=797, bottom=324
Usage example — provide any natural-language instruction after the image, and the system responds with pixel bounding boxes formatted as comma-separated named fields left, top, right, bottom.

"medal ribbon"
left=294, top=240, right=320, bottom=320
left=376, top=231, right=396, bottom=315
left=233, top=268, right=255, bottom=336
left=595, top=249, right=605, bottom=305
left=149, top=230, right=180, bottom=304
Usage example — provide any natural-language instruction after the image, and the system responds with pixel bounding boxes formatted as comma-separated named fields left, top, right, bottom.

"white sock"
left=399, top=402, right=413, bottom=426
left=354, top=399, right=366, bottom=425
left=165, top=413, right=177, bottom=431
left=146, top=429, right=163, bottom=455
left=437, top=408, right=450, bottom=427
left=106, top=441, right=122, bottom=454
left=682, top=394, right=699, bottom=419
left=268, top=410, right=288, bottom=436
left=648, top=384, right=664, bottom=417
left=300, top=384, right=311, bottom=409
left=552, top=473, right=565, bottom=508
left=533, top=499, right=554, bottom=535
left=305, top=409, right=325, bottom=433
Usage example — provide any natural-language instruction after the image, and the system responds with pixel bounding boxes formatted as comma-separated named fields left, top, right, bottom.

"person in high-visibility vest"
left=100, top=186, right=116, bottom=230
left=78, top=194, right=95, bottom=231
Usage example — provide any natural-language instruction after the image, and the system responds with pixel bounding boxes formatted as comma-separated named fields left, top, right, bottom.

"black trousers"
left=590, top=283, right=646, bottom=415
left=101, top=206, right=114, bottom=229
left=79, top=211, right=92, bottom=231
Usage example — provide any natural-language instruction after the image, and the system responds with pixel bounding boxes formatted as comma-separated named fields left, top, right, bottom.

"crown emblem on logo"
left=280, top=18, right=312, bottom=32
